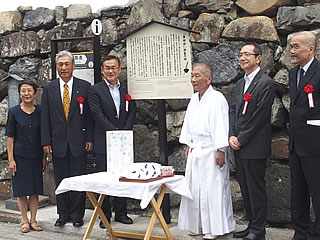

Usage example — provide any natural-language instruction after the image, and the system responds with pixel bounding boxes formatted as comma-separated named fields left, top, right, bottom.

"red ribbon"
left=125, top=94, right=131, bottom=112
left=304, top=84, right=315, bottom=108
left=242, top=93, right=252, bottom=114
left=77, top=96, right=84, bottom=114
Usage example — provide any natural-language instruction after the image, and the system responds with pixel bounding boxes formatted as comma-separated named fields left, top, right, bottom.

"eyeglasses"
left=103, top=66, right=119, bottom=71
left=239, top=52, right=258, bottom=57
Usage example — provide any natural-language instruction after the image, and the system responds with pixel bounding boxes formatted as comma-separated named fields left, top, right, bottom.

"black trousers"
left=235, top=152, right=267, bottom=236
left=52, top=146, right=87, bottom=221
left=95, top=153, right=127, bottom=220
left=290, top=147, right=320, bottom=240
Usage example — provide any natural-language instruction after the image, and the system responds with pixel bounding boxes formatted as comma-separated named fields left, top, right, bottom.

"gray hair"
left=55, top=50, right=74, bottom=63
left=192, top=62, right=213, bottom=79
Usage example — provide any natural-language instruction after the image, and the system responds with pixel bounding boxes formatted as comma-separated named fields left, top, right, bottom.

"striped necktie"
left=63, top=83, right=70, bottom=120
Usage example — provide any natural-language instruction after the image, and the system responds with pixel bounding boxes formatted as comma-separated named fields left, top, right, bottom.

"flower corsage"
left=304, top=84, right=314, bottom=108
left=242, top=93, right=252, bottom=114
left=125, top=94, right=131, bottom=112
left=77, top=96, right=84, bottom=114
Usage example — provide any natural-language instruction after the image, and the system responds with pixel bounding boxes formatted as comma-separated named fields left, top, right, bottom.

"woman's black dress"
left=5, top=105, right=43, bottom=198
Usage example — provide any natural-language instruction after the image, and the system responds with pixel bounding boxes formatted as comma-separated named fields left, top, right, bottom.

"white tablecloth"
left=55, top=172, right=192, bottom=209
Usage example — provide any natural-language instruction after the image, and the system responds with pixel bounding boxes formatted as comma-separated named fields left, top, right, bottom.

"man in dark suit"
left=41, top=50, right=93, bottom=227
left=229, top=43, right=275, bottom=240
left=289, top=31, right=320, bottom=240
left=88, top=55, right=136, bottom=227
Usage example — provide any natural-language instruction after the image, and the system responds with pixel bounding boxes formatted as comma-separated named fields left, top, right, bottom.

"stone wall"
left=0, top=0, right=319, bottom=226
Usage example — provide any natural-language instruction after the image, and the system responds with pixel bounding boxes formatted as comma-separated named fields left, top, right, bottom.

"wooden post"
left=157, top=99, right=171, bottom=224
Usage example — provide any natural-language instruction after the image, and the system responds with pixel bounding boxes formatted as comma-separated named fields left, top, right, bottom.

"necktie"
left=298, top=68, right=304, bottom=88
left=63, top=83, right=70, bottom=120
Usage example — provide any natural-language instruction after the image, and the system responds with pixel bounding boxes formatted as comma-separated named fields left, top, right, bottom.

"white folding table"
left=56, top=172, right=192, bottom=240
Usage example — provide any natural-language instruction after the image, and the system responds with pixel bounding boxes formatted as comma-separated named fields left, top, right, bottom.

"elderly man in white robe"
left=178, top=62, right=236, bottom=240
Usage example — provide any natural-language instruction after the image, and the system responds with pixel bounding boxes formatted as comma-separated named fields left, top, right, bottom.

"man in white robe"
left=178, top=62, right=236, bottom=240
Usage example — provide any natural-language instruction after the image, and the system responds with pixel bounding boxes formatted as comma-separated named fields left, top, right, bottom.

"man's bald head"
left=290, top=31, right=316, bottom=67
left=293, top=31, right=316, bottom=48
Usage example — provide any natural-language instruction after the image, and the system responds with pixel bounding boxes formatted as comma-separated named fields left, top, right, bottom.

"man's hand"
left=43, top=145, right=52, bottom=154
left=229, top=136, right=241, bottom=150
left=8, top=160, right=16, bottom=176
left=185, top=145, right=190, bottom=160
left=42, top=156, right=48, bottom=172
left=216, top=150, right=225, bottom=168
left=85, top=142, right=93, bottom=152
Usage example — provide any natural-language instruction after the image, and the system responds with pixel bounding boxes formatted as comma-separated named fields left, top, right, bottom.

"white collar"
left=104, top=78, right=120, bottom=88
left=59, top=77, right=73, bottom=88
left=245, top=66, right=260, bottom=82
left=301, top=57, right=314, bottom=73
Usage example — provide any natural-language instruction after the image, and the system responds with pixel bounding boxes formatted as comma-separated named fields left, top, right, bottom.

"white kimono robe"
left=178, top=86, right=236, bottom=235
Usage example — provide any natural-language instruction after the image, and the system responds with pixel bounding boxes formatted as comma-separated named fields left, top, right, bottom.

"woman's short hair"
left=18, top=80, right=38, bottom=94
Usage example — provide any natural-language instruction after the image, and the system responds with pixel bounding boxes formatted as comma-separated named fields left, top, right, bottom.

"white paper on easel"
left=106, top=130, right=134, bottom=175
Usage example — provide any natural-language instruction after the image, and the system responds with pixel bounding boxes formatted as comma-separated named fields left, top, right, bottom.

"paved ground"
left=0, top=201, right=294, bottom=240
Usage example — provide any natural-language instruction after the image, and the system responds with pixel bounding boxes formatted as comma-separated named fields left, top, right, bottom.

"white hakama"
left=178, top=86, right=236, bottom=236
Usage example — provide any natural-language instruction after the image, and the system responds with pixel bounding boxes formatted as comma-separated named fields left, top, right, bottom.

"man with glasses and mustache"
left=288, top=31, right=320, bottom=240
left=88, top=55, right=136, bottom=228
left=229, top=43, right=275, bottom=240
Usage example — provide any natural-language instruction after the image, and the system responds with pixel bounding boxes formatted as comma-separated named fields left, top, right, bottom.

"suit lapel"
left=101, top=80, right=117, bottom=114
left=68, top=78, right=80, bottom=119
left=236, top=70, right=262, bottom=116
left=245, top=70, right=261, bottom=95
left=119, top=86, right=126, bottom=116
left=53, top=79, right=65, bottom=118
left=293, top=58, right=318, bottom=103
left=290, top=66, right=299, bottom=102
left=236, top=78, right=245, bottom=116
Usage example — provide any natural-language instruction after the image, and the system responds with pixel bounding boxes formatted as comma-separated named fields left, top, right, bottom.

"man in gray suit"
left=41, top=50, right=93, bottom=227
left=229, top=43, right=275, bottom=240
left=88, top=55, right=136, bottom=227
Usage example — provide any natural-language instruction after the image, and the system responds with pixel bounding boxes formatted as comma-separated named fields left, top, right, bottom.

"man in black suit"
left=229, top=43, right=275, bottom=240
left=88, top=55, right=136, bottom=227
left=289, top=31, right=320, bottom=240
left=41, top=50, right=93, bottom=227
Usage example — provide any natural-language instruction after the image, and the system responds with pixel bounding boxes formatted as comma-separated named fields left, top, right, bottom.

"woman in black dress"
left=6, top=80, right=47, bottom=233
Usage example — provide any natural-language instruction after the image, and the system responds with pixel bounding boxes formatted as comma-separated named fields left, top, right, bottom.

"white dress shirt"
left=243, top=67, right=260, bottom=93
left=104, top=78, right=121, bottom=117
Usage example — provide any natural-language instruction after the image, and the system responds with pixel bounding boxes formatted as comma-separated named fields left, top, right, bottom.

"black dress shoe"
left=243, top=232, right=265, bottom=240
left=73, top=219, right=84, bottom=227
left=115, top=215, right=133, bottom=224
left=99, top=219, right=111, bottom=229
left=54, top=217, right=69, bottom=227
left=233, top=228, right=249, bottom=238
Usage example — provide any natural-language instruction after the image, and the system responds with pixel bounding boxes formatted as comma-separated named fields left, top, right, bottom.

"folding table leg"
left=84, top=192, right=117, bottom=240
left=144, top=185, right=173, bottom=240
